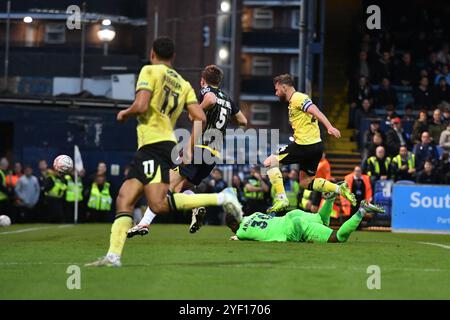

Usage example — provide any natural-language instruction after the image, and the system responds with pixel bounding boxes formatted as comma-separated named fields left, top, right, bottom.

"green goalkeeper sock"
left=318, top=197, right=334, bottom=226
left=336, top=210, right=364, bottom=242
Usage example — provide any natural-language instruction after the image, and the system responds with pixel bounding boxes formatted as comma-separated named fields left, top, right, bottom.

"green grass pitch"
left=1, top=223, right=449, bottom=299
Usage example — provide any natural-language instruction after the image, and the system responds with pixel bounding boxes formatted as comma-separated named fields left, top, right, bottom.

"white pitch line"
left=0, top=225, right=73, bottom=235
left=418, top=242, right=450, bottom=250
left=0, top=262, right=447, bottom=273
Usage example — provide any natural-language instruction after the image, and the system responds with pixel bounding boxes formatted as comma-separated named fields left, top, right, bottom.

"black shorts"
left=276, top=141, right=324, bottom=176
left=176, top=146, right=218, bottom=185
left=309, top=191, right=322, bottom=207
left=126, top=141, right=176, bottom=185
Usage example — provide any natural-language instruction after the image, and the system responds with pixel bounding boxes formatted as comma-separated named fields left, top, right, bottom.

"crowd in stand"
left=348, top=3, right=450, bottom=188
left=0, top=158, right=116, bottom=224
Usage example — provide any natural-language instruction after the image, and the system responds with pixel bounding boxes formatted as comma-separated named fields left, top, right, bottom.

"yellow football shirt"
left=135, top=64, right=197, bottom=149
left=288, top=92, right=321, bottom=145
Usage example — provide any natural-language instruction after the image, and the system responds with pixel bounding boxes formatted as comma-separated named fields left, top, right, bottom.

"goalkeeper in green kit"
left=225, top=183, right=385, bottom=243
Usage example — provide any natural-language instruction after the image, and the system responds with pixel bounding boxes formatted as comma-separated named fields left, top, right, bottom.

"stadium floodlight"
left=23, top=16, right=33, bottom=23
left=220, top=1, right=231, bottom=13
left=218, top=47, right=229, bottom=61
left=101, top=19, right=111, bottom=26
left=97, top=24, right=116, bottom=56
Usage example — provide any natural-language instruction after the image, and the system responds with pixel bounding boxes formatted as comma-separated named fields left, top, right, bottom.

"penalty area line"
left=0, top=225, right=74, bottom=235
left=417, top=241, right=450, bottom=250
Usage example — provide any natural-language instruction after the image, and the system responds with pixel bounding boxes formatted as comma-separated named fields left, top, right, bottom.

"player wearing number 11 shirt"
left=86, top=38, right=244, bottom=267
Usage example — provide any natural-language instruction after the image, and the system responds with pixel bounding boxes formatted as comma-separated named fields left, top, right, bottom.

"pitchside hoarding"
left=392, top=184, right=450, bottom=234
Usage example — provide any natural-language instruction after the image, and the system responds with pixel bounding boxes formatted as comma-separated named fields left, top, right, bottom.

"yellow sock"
left=173, top=193, right=219, bottom=211
left=107, top=214, right=133, bottom=257
left=311, top=178, right=338, bottom=193
left=267, top=167, right=285, bottom=197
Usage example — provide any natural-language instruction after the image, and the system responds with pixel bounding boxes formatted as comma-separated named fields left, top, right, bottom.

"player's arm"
left=117, top=90, right=151, bottom=122
left=233, top=111, right=247, bottom=127
left=306, top=104, right=341, bottom=138
left=185, top=102, right=207, bottom=162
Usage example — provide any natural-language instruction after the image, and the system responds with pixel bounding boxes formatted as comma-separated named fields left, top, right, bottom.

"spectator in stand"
left=403, top=104, right=415, bottom=121
left=435, top=64, right=450, bottom=86
left=6, top=162, right=23, bottom=191
left=439, top=123, right=450, bottom=153
left=384, top=104, right=400, bottom=123
left=414, top=131, right=439, bottom=170
left=438, top=151, right=450, bottom=184
left=391, top=145, right=416, bottom=182
left=14, top=165, right=40, bottom=223
left=0, top=157, right=10, bottom=217
left=243, top=166, right=269, bottom=216
left=36, top=159, right=49, bottom=222
left=413, top=77, right=433, bottom=110
left=385, top=117, right=411, bottom=157
left=375, top=31, right=395, bottom=57
left=354, top=98, right=375, bottom=143
left=347, top=77, right=373, bottom=128
left=353, top=51, right=370, bottom=80
left=436, top=43, right=450, bottom=66
left=433, top=76, right=450, bottom=105
left=204, top=168, right=228, bottom=225
left=372, top=52, right=393, bottom=83
left=395, top=52, right=417, bottom=86
left=85, top=174, right=114, bottom=223
left=232, top=174, right=245, bottom=206
left=363, top=121, right=383, bottom=152
left=416, top=160, right=440, bottom=184
left=366, top=132, right=385, bottom=159
left=428, top=108, right=446, bottom=144
left=413, top=31, right=431, bottom=63
left=412, top=110, right=429, bottom=144
left=443, top=106, right=450, bottom=126
left=375, top=78, right=397, bottom=107
left=425, top=52, right=441, bottom=79
left=341, top=166, right=372, bottom=216
left=365, top=146, right=392, bottom=188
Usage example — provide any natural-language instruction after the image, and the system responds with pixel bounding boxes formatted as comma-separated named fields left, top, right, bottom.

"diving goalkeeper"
left=225, top=183, right=385, bottom=243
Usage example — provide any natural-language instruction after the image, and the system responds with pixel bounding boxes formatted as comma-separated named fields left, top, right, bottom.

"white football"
left=53, top=155, right=74, bottom=174
left=0, top=215, right=11, bottom=227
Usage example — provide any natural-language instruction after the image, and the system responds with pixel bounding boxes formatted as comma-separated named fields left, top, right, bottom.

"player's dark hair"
left=273, top=74, right=295, bottom=87
left=152, top=37, right=175, bottom=60
left=201, top=65, right=223, bottom=86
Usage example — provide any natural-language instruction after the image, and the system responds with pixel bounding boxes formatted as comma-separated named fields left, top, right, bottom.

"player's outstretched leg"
left=329, top=200, right=385, bottom=243
left=85, top=179, right=143, bottom=267
left=266, top=167, right=289, bottom=212
left=304, top=179, right=357, bottom=207
left=318, top=191, right=337, bottom=226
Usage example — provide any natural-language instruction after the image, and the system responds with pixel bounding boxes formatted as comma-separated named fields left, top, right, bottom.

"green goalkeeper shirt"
left=236, top=212, right=292, bottom=242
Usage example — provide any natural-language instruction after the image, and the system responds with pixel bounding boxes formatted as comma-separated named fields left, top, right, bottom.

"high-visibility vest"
left=65, top=175, right=83, bottom=202
left=367, top=156, right=391, bottom=176
left=392, top=153, right=415, bottom=170
left=271, top=180, right=300, bottom=210
left=45, top=173, right=67, bottom=198
left=340, top=173, right=372, bottom=216
left=243, top=178, right=264, bottom=200
left=0, top=170, right=7, bottom=201
left=87, top=182, right=112, bottom=211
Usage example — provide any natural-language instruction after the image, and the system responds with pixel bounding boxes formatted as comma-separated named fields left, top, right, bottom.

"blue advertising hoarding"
left=392, top=184, right=450, bottom=233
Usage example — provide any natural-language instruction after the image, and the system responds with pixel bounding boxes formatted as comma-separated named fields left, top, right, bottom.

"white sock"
left=139, top=207, right=157, bottom=226
left=217, top=192, right=225, bottom=205
left=139, top=190, right=196, bottom=226
left=106, top=252, right=120, bottom=261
